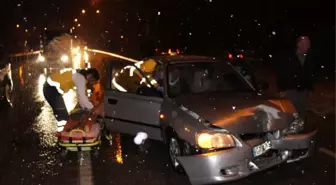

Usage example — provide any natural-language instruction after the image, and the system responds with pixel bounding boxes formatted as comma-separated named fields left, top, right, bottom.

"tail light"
left=228, top=53, right=233, bottom=59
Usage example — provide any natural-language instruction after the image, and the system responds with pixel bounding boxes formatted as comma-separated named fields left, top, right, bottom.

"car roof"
left=148, top=55, right=225, bottom=64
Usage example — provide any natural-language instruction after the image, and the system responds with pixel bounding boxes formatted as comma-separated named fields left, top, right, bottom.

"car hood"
left=174, top=92, right=296, bottom=134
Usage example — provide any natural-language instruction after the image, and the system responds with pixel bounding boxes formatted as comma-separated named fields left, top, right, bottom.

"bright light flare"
left=84, top=51, right=89, bottom=62
left=72, top=46, right=80, bottom=54
left=73, top=52, right=81, bottom=69
left=37, top=55, right=45, bottom=62
left=61, top=55, right=69, bottom=62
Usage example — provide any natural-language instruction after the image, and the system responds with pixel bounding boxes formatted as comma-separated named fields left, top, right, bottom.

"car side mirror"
left=256, top=80, right=269, bottom=91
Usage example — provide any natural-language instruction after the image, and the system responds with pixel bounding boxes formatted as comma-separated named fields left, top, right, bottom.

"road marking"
left=79, top=151, right=94, bottom=185
left=318, top=147, right=336, bottom=158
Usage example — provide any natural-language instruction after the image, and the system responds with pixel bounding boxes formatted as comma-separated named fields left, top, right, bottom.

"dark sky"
left=0, top=0, right=334, bottom=69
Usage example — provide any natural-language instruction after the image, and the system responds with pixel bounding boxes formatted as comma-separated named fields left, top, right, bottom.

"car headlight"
left=196, top=132, right=236, bottom=149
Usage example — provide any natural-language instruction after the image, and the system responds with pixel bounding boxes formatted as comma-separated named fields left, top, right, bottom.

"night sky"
left=0, top=0, right=334, bottom=73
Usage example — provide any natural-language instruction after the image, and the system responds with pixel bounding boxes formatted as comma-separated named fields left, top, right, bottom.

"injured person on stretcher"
left=56, top=74, right=106, bottom=146
left=56, top=108, right=102, bottom=144
left=42, top=68, right=103, bottom=132
left=57, top=81, right=106, bottom=144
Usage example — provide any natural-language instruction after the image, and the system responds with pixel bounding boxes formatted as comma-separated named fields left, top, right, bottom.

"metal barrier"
left=8, top=48, right=139, bottom=64
left=9, top=50, right=42, bottom=62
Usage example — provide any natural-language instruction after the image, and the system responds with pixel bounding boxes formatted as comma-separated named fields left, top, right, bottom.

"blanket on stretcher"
left=57, top=110, right=101, bottom=143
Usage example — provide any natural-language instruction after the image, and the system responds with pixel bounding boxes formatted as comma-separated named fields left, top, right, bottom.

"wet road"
left=0, top=61, right=334, bottom=185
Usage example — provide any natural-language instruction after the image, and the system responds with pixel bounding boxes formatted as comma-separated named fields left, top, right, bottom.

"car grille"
left=240, top=133, right=267, bottom=141
left=240, top=130, right=281, bottom=142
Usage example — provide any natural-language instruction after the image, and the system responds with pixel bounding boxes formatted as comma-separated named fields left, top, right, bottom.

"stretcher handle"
left=69, top=129, right=87, bottom=137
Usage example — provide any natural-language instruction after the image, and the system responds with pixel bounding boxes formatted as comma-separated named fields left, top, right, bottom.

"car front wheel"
left=168, top=136, right=185, bottom=173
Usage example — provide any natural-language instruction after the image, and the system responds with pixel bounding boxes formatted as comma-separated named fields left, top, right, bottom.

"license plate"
left=252, top=141, right=271, bottom=157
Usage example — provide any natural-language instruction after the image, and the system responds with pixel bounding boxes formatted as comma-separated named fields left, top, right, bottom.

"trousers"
left=284, top=90, right=308, bottom=120
left=43, top=82, right=69, bottom=122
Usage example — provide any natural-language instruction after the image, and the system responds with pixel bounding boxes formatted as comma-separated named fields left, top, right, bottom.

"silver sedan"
left=102, top=55, right=316, bottom=185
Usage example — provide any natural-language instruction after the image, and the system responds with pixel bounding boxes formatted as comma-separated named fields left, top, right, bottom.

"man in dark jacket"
left=276, top=36, right=316, bottom=120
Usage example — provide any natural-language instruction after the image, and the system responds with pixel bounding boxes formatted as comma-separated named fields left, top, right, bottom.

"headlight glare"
left=61, top=55, right=69, bottom=62
left=37, top=55, right=45, bottom=62
left=196, top=132, right=235, bottom=149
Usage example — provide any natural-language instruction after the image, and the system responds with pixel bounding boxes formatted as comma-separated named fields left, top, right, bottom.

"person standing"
left=276, top=36, right=316, bottom=120
left=43, top=68, right=101, bottom=132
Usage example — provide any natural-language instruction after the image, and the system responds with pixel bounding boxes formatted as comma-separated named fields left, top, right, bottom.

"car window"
left=111, top=63, right=162, bottom=97
left=167, top=62, right=254, bottom=97
left=229, top=59, right=258, bottom=86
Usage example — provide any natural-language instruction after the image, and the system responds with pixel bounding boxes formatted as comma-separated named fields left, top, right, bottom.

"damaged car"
left=103, top=55, right=316, bottom=185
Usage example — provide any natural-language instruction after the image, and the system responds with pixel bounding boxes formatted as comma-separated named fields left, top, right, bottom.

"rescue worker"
left=0, top=63, right=13, bottom=105
left=0, top=64, right=10, bottom=81
left=43, top=68, right=100, bottom=132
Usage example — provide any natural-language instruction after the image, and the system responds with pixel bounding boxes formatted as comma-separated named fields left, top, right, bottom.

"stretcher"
left=56, top=108, right=112, bottom=157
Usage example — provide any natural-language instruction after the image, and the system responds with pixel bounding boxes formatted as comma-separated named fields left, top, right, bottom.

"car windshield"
left=167, top=62, right=254, bottom=97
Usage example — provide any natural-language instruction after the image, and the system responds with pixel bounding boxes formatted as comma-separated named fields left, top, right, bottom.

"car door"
left=104, top=60, right=163, bottom=141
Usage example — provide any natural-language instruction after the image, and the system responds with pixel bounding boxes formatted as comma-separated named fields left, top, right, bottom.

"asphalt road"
left=0, top=61, right=334, bottom=185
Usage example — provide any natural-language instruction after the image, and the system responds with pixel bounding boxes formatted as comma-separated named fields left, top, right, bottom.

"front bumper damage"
left=177, top=130, right=316, bottom=185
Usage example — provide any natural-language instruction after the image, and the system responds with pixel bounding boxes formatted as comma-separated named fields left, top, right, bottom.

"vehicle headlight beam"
left=196, top=132, right=236, bottom=149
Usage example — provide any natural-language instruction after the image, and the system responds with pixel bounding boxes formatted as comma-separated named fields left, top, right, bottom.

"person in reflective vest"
left=43, top=68, right=100, bottom=132
left=0, top=64, right=10, bottom=81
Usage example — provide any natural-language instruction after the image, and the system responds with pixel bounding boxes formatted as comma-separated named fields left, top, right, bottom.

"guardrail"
left=9, top=50, right=42, bottom=62
left=8, top=48, right=140, bottom=64
left=85, top=48, right=138, bottom=63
